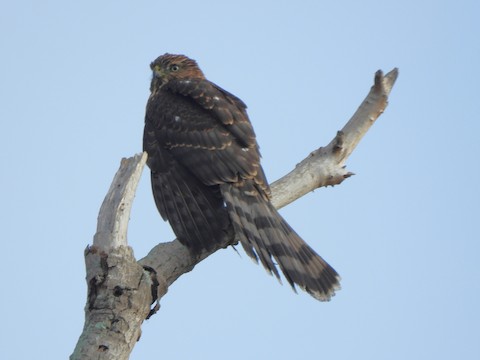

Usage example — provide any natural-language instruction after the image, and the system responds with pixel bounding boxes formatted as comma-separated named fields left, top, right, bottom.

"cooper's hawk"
left=143, top=53, right=340, bottom=301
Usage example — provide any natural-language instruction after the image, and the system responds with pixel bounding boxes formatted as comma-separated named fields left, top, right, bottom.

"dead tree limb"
left=71, top=153, right=157, bottom=360
left=71, top=68, right=398, bottom=360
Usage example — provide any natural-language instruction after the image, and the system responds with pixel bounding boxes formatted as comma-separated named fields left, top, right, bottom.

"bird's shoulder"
left=164, top=78, right=244, bottom=118
left=153, top=78, right=255, bottom=149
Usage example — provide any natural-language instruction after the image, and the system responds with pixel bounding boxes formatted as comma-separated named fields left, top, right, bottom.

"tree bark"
left=70, top=68, right=398, bottom=359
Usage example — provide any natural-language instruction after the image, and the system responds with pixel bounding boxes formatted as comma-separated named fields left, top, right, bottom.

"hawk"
left=143, top=53, right=340, bottom=301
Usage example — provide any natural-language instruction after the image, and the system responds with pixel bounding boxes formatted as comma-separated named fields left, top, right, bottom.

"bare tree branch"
left=94, top=153, right=148, bottom=250
left=71, top=153, right=159, bottom=360
left=270, top=68, right=399, bottom=209
left=71, top=68, right=398, bottom=359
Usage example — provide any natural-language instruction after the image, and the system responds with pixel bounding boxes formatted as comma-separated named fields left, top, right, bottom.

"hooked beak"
left=153, top=65, right=164, bottom=79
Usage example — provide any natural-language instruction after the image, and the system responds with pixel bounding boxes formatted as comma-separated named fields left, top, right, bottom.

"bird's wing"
left=168, top=79, right=255, bottom=148
left=144, top=120, right=231, bottom=252
left=153, top=79, right=270, bottom=194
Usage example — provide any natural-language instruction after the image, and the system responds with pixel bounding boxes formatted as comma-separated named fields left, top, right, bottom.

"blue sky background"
left=1, top=1, right=479, bottom=359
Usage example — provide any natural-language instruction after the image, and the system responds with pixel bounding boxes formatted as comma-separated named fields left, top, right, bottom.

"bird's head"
left=150, top=53, right=205, bottom=91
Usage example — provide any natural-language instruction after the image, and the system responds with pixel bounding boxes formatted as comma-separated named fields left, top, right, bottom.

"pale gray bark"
left=71, top=68, right=398, bottom=359
left=71, top=153, right=156, bottom=360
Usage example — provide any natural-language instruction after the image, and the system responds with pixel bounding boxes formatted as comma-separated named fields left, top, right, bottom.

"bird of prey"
left=143, top=53, right=340, bottom=301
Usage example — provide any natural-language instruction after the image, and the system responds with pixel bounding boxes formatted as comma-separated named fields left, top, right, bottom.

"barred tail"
left=221, top=182, right=341, bottom=301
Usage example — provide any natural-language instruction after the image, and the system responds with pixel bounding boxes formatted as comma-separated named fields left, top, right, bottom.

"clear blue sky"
left=1, top=1, right=479, bottom=359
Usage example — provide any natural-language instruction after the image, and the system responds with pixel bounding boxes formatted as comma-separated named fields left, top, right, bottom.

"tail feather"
left=225, top=193, right=281, bottom=280
left=221, top=182, right=341, bottom=301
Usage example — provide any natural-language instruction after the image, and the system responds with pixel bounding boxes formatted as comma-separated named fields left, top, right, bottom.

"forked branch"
left=71, top=68, right=398, bottom=360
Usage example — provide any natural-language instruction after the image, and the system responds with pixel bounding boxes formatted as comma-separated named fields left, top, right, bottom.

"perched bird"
left=143, top=53, right=340, bottom=301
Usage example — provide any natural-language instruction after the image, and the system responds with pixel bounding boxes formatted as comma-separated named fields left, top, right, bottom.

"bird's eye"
left=170, top=64, right=180, bottom=72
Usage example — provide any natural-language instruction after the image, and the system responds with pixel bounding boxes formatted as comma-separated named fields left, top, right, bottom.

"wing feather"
left=148, top=80, right=268, bottom=190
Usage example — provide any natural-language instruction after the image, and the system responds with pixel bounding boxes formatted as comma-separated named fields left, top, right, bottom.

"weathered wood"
left=270, top=68, right=399, bottom=209
left=71, top=153, right=158, bottom=360
left=94, top=153, right=148, bottom=251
